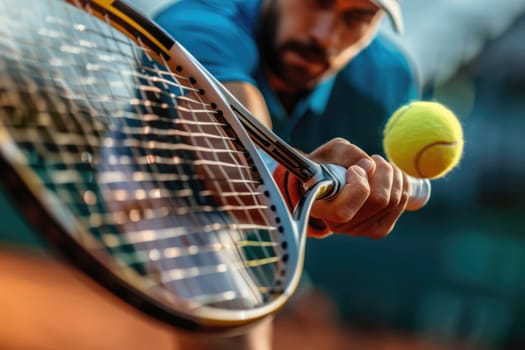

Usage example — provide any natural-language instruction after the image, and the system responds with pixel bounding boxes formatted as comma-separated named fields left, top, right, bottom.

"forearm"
left=224, top=81, right=273, bottom=129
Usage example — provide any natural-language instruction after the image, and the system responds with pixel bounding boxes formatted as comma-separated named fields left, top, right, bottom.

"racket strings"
left=86, top=9, right=279, bottom=305
left=0, top=0, right=288, bottom=308
left=134, top=50, right=279, bottom=303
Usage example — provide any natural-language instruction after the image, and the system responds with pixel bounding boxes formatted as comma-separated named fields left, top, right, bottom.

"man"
left=154, top=0, right=419, bottom=240
left=152, top=0, right=420, bottom=348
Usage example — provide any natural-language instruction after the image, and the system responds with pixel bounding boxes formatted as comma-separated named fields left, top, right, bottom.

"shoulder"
left=154, top=0, right=261, bottom=82
left=155, top=0, right=259, bottom=29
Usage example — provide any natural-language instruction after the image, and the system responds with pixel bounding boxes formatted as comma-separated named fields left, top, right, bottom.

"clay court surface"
left=0, top=248, right=476, bottom=350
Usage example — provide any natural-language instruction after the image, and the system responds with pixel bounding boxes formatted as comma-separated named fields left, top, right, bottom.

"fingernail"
left=357, top=158, right=374, bottom=174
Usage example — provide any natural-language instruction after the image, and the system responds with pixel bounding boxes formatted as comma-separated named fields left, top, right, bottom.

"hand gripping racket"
left=0, top=0, right=430, bottom=332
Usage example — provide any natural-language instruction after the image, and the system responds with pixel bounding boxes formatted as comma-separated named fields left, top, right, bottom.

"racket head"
left=0, top=0, right=308, bottom=331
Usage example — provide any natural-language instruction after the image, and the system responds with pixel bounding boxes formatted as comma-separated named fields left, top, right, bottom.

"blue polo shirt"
left=154, top=0, right=420, bottom=155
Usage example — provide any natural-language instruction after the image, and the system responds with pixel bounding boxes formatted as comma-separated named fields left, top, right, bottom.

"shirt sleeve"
left=153, top=0, right=259, bottom=85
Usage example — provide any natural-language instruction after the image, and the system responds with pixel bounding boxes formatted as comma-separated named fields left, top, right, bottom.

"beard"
left=256, top=1, right=330, bottom=93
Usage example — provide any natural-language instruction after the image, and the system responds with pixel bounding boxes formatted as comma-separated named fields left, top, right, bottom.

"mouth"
left=282, top=48, right=329, bottom=76
left=287, top=40, right=329, bottom=61
left=268, top=41, right=332, bottom=87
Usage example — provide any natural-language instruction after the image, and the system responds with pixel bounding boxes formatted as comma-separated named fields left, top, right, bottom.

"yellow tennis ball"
left=383, top=101, right=464, bottom=179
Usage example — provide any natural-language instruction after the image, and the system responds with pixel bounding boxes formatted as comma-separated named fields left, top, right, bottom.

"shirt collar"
left=308, top=75, right=337, bottom=115
left=256, top=70, right=337, bottom=135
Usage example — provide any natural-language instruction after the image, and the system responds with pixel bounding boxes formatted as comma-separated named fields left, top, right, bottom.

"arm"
left=224, top=81, right=273, bottom=129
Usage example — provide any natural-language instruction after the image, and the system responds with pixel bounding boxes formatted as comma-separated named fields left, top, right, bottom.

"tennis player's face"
left=260, top=0, right=384, bottom=92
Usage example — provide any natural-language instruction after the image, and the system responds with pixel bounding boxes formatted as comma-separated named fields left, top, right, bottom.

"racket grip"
left=406, top=177, right=431, bottom=211
left=319, top=165, right=431, bottom=211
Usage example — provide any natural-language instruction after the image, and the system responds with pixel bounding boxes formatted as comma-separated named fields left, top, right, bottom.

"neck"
left=266, top=68, right=309, bottom=114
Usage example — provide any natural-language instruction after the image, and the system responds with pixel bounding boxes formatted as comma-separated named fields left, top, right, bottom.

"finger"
left=343, top=169, right=411, bottom=238
left=367, top=155, right=394, bottom=209
left=311, top=164, right=370, bottom=222
left=309, top=138, right=373, bottom=169
left=349, top=191, right=409, bottom=239
left=325, top=159, right=410, bottom=237
left=388, top=164, right=405, bottom=208
left=337, top=155, right=394, bottom=225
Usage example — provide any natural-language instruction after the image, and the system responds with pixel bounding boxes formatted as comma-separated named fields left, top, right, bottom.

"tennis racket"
left=0, top=0, right=430, bottom=332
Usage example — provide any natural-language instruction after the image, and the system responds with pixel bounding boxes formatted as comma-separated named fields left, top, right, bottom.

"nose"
left=310, top=11, right=340, bottom=52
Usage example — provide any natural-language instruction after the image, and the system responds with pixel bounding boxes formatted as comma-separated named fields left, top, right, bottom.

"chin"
left=284, top=70, right=326, bottom=91
left=285, top=77, right=318, bottom=92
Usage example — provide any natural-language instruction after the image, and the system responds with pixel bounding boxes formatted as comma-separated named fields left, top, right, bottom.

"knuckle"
left=333, top=207, right=355, bottom=223
left=311, top=138, right=352, bottom=159
left=333, top=140, right=359, bottom=156
left=372, top=156, right=394, bottom=173
left=390, top=187, right=403, bottom=206
left=323, top=138, right=351, bottom=153
left=401, top=188, right=410, bottom=202
left=313, top=138, right=369, bottom=166
left=331, top=137, right=351, bottom=145
left=368, top=190, right=389, bottom=208
left=354, top=179, right=371, bottom=198
left=346, top=169, right=370, bottom=194
left=371, top=154, right=388, bottom=165
left=330, top=137, right=362, bottom=151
